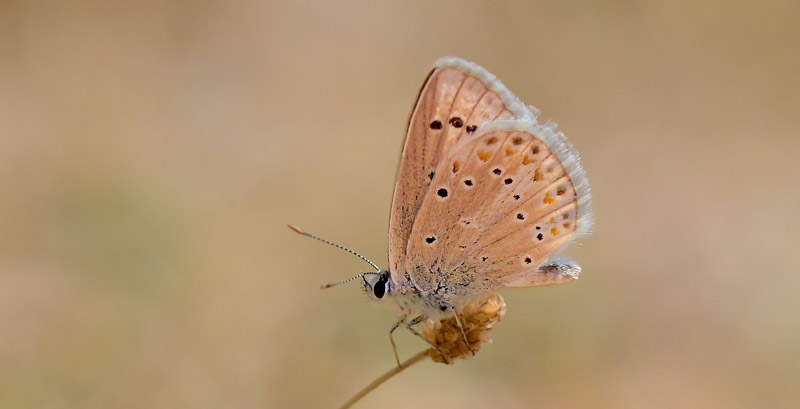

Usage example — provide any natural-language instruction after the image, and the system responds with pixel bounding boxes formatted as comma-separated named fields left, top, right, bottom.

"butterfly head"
left=362, top=269, right=393, bottom=300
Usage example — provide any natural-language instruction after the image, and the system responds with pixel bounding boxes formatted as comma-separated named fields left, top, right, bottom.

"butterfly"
left=292, top=57, right=592, bottom=365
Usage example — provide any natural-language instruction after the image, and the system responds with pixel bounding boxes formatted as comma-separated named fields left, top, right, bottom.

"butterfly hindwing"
left=404, top=121, right=591, bottom=297
left=388, top=58, right=533, bottom=283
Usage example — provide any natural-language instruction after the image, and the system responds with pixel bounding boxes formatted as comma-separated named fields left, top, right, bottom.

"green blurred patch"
left=42, top=173, right=186, bottom=292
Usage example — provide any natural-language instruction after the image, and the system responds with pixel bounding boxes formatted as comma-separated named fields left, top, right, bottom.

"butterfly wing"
left=404, top=119, right=592, bottom=297
left=388, top=57, right=535, bottom=284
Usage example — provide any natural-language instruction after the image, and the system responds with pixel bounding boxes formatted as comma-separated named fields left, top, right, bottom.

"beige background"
left=1, top=1, right=799, bottom=408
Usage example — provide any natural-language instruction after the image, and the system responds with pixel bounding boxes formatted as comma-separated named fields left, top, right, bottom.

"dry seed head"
left=422, top=294, right=507, bottom=364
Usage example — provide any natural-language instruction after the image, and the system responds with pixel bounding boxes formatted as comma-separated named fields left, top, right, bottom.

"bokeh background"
left=2, top=1, right=799, bottom=408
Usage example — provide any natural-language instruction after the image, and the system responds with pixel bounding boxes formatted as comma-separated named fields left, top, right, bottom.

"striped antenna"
left=288, top=224, right=382, bottom=278
left=320, top=271, right=381, bottom=290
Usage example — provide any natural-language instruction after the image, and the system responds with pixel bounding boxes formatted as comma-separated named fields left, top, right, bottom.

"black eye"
left=373, top=277, right=387, bottom=299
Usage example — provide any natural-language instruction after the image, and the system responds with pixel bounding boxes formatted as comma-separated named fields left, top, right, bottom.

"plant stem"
left=337, top=349, right=432, bottom=409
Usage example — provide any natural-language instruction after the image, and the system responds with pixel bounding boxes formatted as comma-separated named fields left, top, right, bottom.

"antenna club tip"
left=320, top=283, right=331, bottom=290
left=287, top=224, right=304, bottom=235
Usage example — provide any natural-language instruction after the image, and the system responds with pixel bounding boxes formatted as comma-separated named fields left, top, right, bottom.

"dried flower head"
left=422, top=293, right=507, bottom=364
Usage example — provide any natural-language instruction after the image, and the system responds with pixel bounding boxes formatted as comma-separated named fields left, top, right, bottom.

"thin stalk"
left=337, top=349, right=433, bottom=409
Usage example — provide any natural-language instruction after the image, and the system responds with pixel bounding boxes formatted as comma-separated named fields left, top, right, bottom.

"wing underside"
left=388, top=58, right=533, bottom=284
left=388, top=58, right=592, bottom=298
left=405, top=121, right=592, bottom=297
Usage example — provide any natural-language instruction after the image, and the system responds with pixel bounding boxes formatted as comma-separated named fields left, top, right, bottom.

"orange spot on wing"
left=544, top=191, right=556, bottom=205
left=452, top=161, right=460, bottom=173
left=534, top=169, right=541, bottom=181
left=505, top=147, right=515, bottom=156
left=522, top=155, right=533, bottom=165
left=486, top=137, right=498, bottom=145
left=478, top=151, right=491, bottom=161
left=550, top=227, right=559, bottom=235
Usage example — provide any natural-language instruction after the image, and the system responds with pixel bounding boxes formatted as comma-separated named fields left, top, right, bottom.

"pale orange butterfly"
left=291, top=57, right=592, bottom=364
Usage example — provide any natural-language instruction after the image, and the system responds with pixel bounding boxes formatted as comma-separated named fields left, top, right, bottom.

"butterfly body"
left=364, top=269, right=451, bottom=321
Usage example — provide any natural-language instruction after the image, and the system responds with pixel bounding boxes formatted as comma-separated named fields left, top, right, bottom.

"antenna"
left=287, top=224, right=383, bottom=289
left=320, top=271, right=381, bottom=290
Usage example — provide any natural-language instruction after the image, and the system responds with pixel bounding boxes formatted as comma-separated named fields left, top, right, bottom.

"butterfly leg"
left=405, top=315, right=447, bottom=361
left=389, top=316, right=406, bottom=368
left=451, top=308, right=475, bottom=356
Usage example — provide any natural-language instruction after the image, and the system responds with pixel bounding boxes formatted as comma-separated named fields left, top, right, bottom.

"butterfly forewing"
left=388, top=59, right=532, bottom=283
left=405, top=123, right=587, bottom=297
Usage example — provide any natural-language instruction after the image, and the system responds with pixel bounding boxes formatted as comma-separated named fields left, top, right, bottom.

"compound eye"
left=373, top=277, right=387, bottom=299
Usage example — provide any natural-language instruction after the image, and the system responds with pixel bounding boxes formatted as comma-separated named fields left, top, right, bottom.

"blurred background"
left=1, top=1, right=799, bottom=408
